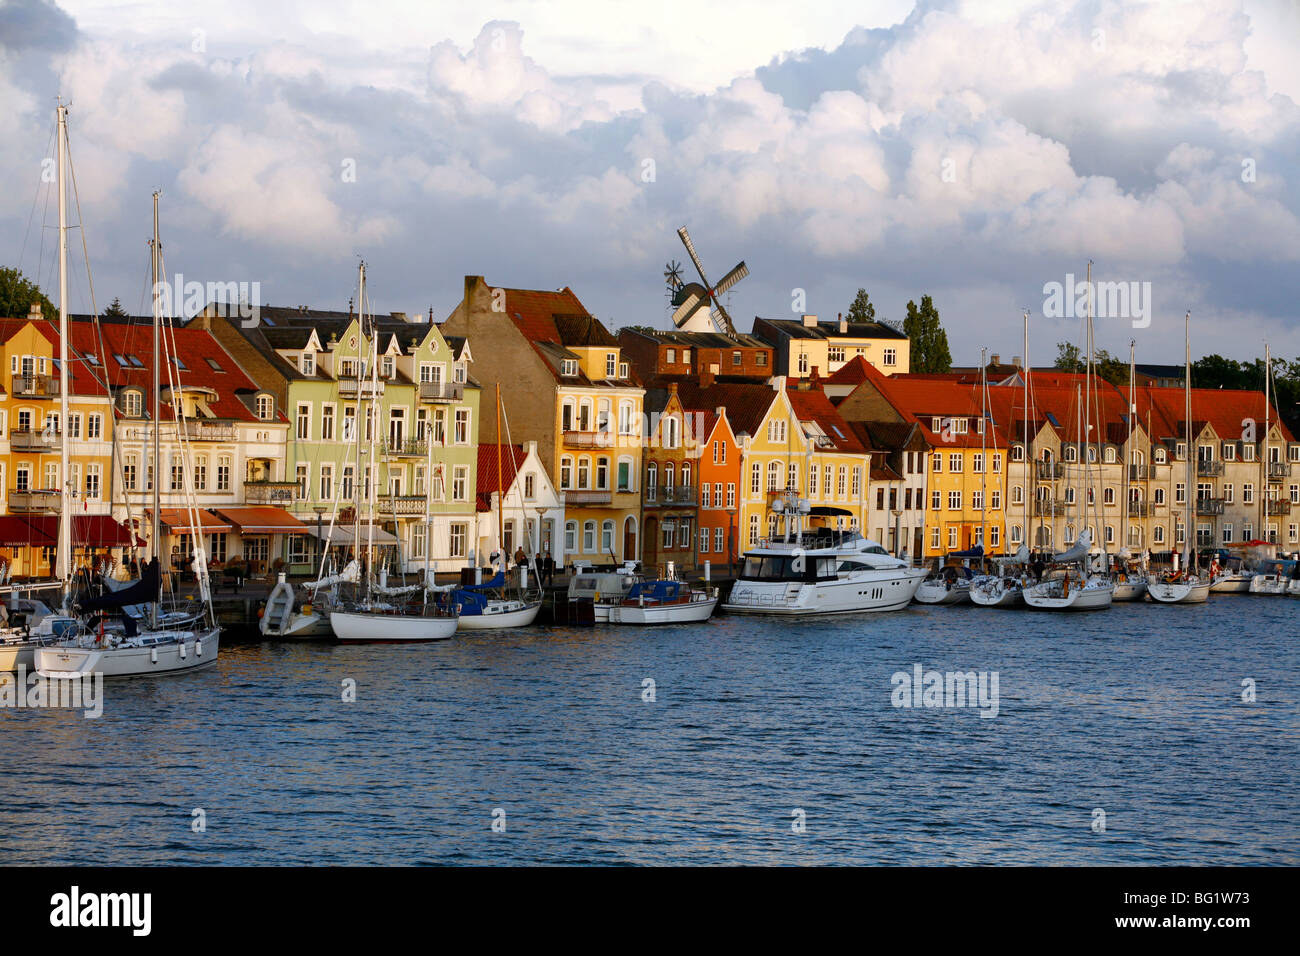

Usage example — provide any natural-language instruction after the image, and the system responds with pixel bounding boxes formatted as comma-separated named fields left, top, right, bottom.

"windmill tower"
left=664, top=226, right=748, bottom=335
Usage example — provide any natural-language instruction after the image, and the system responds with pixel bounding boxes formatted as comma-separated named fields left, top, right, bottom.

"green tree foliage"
left=1053, top=342, right=1084, bottom=371
left=1052, top=342, right=1129, bottom=387
left=902, top=295, right=951, bottom=373
left=103, top=296, right=128, bottom=318
left=0, top=267, right=55, bottom=319
left=846, top=288, right=875, bottom=324
left=1194, top=354, right=1300, bottom=436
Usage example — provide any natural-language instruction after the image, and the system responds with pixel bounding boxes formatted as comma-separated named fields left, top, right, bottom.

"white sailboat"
left=37, top=170, right=220, bottom=678
left=1147, top=312, right=1211, bottom=604
left=1111, top=339, right=1148, bottom=601
left=1024, top=270, right=1113, bottom=610
left=327, top=262, right=458, bottom=643
left=971, top=341, right=1025, bottom=607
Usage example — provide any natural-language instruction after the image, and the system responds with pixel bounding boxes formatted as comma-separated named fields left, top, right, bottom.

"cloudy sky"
left=1, top=0, right=1297, bottom=367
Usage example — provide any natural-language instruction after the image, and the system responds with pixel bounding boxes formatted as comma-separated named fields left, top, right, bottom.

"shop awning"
left=154, top=509, right=233, bottom=534
left=0, top=515, right=54, bottom=547
left=22, top=515, right=144, bottom=548
left=213, top=507, right=309, bottom=535
left=303, top=524, right=399, bottom=546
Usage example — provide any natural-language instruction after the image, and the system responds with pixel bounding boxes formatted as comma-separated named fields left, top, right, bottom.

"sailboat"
left=327, top=262, right=458, bottom=643
left=1147, top=312, right=1210, bottom=604
left=1111, top=339, right=1148, bottom=601
left=972, top=339, right=1027, bottom=607
left=1024, top=265, right=1114, bottom=610
left=36, top=164, right=220, bottom=676
left=444, top=386, right=542, bottom=630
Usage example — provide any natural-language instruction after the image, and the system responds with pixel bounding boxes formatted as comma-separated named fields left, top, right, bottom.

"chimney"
left=700, top=366, right=715, bottom=389
left=808, top=366, right=821, bottom=388
left=1012, top=356, right=1022, bottom=368
left=668, top=381, right=678, bottom=397
left=391, top=311, right=408, bottom=322
left=28, top=302, right=42, bottom=321
left=801, top=313, right=818, bottom=327
left=991, top=353, right=1000, bottom=366
left=838, top=312, right=847, bottom=334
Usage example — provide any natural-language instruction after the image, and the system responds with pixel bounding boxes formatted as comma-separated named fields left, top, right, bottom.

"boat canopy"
left=460, top=571, right=506, bottom=591
left=79, top=557, right=161, bottom=612
left=808, top=506, right=853, bottom=517
left=948, top=545, right=984, bottom=558
left=625, top=580, right=686, bottom=604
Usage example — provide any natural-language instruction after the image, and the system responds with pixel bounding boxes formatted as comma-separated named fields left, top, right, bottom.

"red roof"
left=786, top=385, right=867, bottom=453
left=503, top=287, right=591, bottom=345
left=68, top=321, right=280, bottom=423
left=0, top=317, right=109, bottom=396
left=476, top=443, right=526, bottom=511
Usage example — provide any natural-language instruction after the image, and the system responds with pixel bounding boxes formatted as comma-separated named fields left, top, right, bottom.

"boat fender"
left=179, top=642, right=186, bottom=659
left=257, top=606, right=265, bottom=618
left=1063, top=577, right=1070, bottom=597
left=196, top=639, right=202, bottom=656
left=150, top=647, right=158, bottom=664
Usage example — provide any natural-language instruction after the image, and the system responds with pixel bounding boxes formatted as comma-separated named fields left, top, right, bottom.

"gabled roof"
left=662, top=378, right=779, bottom=437
left=70, top=317, right=280, bottom=423
left=476, top=443, right=525, bottom=512
left=0, top=316, right=109, bottom=396
left=754, top=316, right=908, bottom=341
left=786, top=385, right=867, bottom=453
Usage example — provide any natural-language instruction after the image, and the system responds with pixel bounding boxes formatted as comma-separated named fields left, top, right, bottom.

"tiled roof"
left=476, top=443, right=525, bottom=511
left=664, top=379, right=778, bottom=437
left=786, top=385, right=867, bottom=453
left=0, top=316, right=109, bottom=396
left=71, top=317, right=280, bottom=423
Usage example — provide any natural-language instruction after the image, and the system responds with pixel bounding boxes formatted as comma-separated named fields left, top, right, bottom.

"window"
left=699, top=527, right=710, bottom=553
left=321, top=405, right=335, bottom=441
left=949, top=453, right=962, bottom=473
left=1010, top=524, right=1022, bottom=545
left=972, top=489, right=983, bottom=511
left=808, top=465, right=818, bottom=497
left=606, top=353, right=617, bottom=377
left=341, top=466, right=354, bottom=501
left=1224, top=483, right=1234, bottom=503
left=1103, top=487, right=1115, bottom=505
left=972, top=453, right=984, bottom=473
left=301, top=352, right=315, bottom=376
left=756, top=352, right=768, bottom=367
left=948, top=490, right=961, bottom=510
left=583, top=521, right=596, bottom=553
left=1012, top=444, right=1025, bottom=461
left=932, top=489, right=941, bottom=510
left=619, top=362, right=629, bottom=379
left=452, top=466, right=468, bottom=501
left=1175, top=482, right=1186, bottom=505
left=122, top=455, right=137, bottom=492
left=448, top=522, right=468, bottom=558
left=561, top=359, right=578, bottom=377
left=170, top=461, right=184, bottom=491
left=726, top=483, right=735, bottom=508
left=454, top=409, right=470, bottom=444
left=991, top=489, right=1001, bottom=509
left=767, top=419, right=787, bottom=443
left=296, top=403, right=311, bottom=440
left=828, top=346, right=845, bottom=363
left=295, top=463, right=309, bottom=499
left=1243, top=483, right=1254, bottom=504
left=1222, top=523, right=1234, bottom=544
left=320, top=465, right=333, bottom=501
left=194, top=457, right=207, bottom=491
left=947, top=527, right=958, bottom=549
left=85, top=464, right=101, bottom=499
left=931, top=453, right=942, bottom=473
left=883, top=349, right=897, bottom=367
left=749, top=514, right=759, bottom=544
left=68, top=414, right=81, bottom=439
left=382, top=356, right=395, bottom=379
left=256, top=395, right=274, bottom=420
left=596, top=457, right=609, bottom=490
left=124, top=391, right=143, bottom=417
left=931, top=526, right=940, bottom=549
left=1012, top=485, right=1023, bottom=505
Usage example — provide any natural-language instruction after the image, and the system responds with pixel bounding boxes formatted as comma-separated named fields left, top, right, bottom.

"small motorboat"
left=608, top=579, right=718, bottom=625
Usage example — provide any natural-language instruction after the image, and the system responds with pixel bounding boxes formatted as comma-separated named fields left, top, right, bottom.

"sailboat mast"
left=495, top=384, right=504, bottom=568
left=55, top=102, right=72, bottom=592
left=365, top=270, right=378, bottom=594
left=149, top=191, right=162, bottom=629
left=1262, top=343, right=1270, bottom=541
left=1184, top=311, right=1193, bottom=569
left=1022, top=311, right=1030, bottom=552
left=980, top=348, right=988, bottom=556
left=1124, top=339, right=1134, bottom=554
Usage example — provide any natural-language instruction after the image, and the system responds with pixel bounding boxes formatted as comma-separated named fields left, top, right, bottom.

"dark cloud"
left=0, top=0, right=76, bottom=52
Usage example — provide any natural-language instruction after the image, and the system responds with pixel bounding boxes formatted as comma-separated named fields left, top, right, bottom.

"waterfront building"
left=640, top=383, right=701, bottom=574
left=441, top=277, right=644, bottom=568
left=474, top=440, right=565, bottom=571
left=616, top=327, right=774, bottom=381
left=197, top=305, right=483, bottom=574
left=693, top=407, right=743, bottom=574
left=752, top=313, right=910, bottom=379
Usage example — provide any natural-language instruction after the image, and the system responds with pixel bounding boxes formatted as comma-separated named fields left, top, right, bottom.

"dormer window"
left=301, top=352, right=315, bottom=376
left=1155, top=447, right=1167, bottom=464
left=619, top=362, right=629, bottom=379
left=382, top=356, right=395, bottom=379
left=256, top=395, right=274, bottom=421
left=453, top=362, right=466, bottom=384
left=561, top=359, right=578, bottom=377
left=123, top=390, right=143, bottom=418
left=606, top=353, right=617, bottom=376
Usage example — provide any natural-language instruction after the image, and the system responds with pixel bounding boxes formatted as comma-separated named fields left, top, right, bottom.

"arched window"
left=663, top=462, right=675, bottom=492
left=582, top=520, right=596, bottom=553
left=562, top=399, right=575, bottom=432
left=1010, top=524, right=1023, bottom=544
left=1035, top=526, right=1053, bottom=547
left=597, top=399, right=611, bottom=434
left=646, top=461, right=658, bottom=499
left=601, top=520, right=614, bottom=553
left=767, top=460, right=782, bottom=491
left=578, top=399, right=592, bottom=432
left=1064, top=446, right=1077, bottom=462
left=681, top=462, right=691, bottom=491
left=751, top=462, right=761, bottom=495
left=1011, top=444, right=1025, bottom=461
left=1064, top=524, right=1075, bottom=544
left=577, top=456, right=590, bottom=489
left=564, top=520, right=577, bottom=553
left=1103, top=446, right=1116, bottom=463
left=560, top=455, right=573, bottom=489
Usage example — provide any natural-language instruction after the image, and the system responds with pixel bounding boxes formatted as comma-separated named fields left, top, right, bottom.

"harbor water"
left=1, top=597, right=1296, bottom=865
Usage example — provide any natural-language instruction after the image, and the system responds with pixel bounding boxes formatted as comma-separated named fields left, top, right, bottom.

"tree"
left=1053, top=342, right=1084, bottom=372
left=103, top=296, right=128, bottom=318
left=846, top=288, right=875, bottom=324
left=0, top=267, right=55, bottom=319
left=902, top=295, right=951, bottom=373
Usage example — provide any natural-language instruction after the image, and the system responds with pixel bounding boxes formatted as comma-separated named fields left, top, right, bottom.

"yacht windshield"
left=740, top=555, right=837, bottom=582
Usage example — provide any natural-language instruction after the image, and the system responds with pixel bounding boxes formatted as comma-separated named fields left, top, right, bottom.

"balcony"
left=376, top=495, right=426, bottom=516
left=1033, top=500, right=1067, bottom=516
left=562, top=429, right=614, bottom=449
left=8, top=489, right=60, bottom=513
left=177, top=418, right=236, bottom=442
left=1195, top=497, right=1225, bottom=516
left=9, top=428, right=61, bottom=452
left=337, top=378, right=385, bottom=398
left=1196, top=460, right=1225, bottom=477
left=244, top=480, right=299, bottom=505
left=1266, top=499, right=1292, bottom=516
left=10, top=373, right=58, bottom=398
left=1129, top=464, right=1157, bottom=480
left=645, top=485, right=696, bottom=506
left=1268, top=461, right=1291, bottom=480
left=382, top=437, right=428, bottom=458
left=1127, top=500, right=1153, bottom=517
left=418, top=381, right=464, bottom=403
left=564, top=489, right=613, bottom=506
left=1036, top=461, right=1065, bottom=479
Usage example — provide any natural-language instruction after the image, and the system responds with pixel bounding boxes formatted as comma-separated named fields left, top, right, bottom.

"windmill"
left=667, top=226, right=748, bottom=335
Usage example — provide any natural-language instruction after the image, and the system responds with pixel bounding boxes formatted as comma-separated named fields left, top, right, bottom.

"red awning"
left=0, top=516, right=55, bottom=547
left=212, top=507, right=308, bottom=534
left=153, top=509, right=233, bottom=534
left=5, top=515, right=144, bottom=548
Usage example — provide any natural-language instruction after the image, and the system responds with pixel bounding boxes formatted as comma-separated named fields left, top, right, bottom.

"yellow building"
left=0, top=307, right=116, bottom=575
left=753, top=314, right=911, bottom=379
